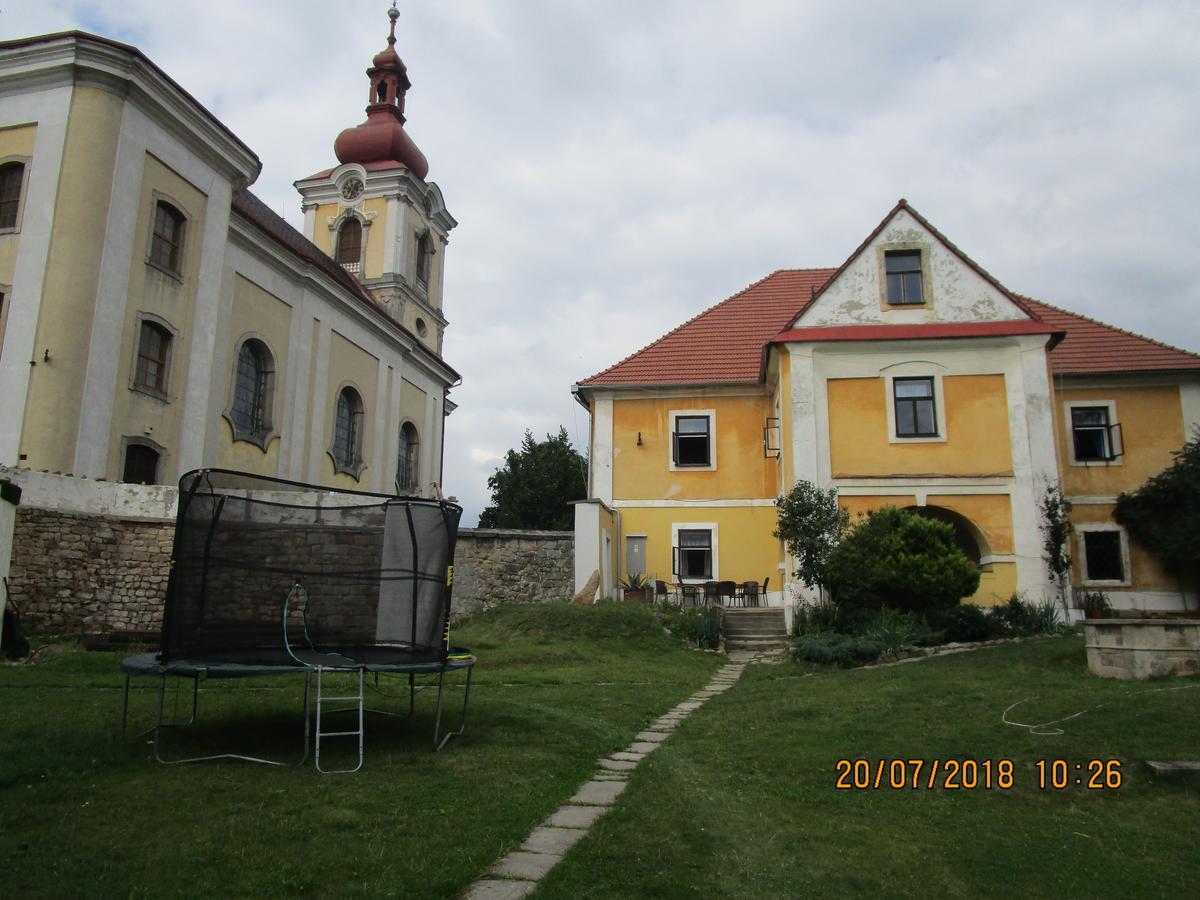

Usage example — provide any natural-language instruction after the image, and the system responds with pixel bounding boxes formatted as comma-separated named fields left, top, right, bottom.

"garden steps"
left=722, top=608, right=789, bottom=650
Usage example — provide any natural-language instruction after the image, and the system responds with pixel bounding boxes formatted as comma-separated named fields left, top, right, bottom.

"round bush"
left=826, top=506, right=981, bottom=613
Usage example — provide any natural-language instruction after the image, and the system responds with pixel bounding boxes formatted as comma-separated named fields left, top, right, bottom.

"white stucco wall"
left=795, top=208, right=1029, bottom=327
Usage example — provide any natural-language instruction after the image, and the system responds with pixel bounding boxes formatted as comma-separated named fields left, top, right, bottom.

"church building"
left=0, top=7, right=458, bottom=496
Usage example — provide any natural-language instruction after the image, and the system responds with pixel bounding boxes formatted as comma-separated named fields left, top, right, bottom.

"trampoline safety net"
left=159, top=469, right=463, bottom=668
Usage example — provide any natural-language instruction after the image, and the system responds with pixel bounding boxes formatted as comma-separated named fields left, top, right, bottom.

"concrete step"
left=723, top=623, right=787, bottom=635
left=725, top=637, right=791, bottom=650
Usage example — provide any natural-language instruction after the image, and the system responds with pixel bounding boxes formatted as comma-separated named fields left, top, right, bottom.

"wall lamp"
left=636, top=432, right=643, bottom=446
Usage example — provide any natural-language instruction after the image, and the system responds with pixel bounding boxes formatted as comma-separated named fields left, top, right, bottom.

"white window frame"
left=884, top=373, right=947, bottom=444
left=668, top=408, right=717, bottom=471
left=1075, top=523, right=1132, bottom=588
left=671, top=522, right=719, bottom=583
left=1064, top=399, right=1122, bottom=467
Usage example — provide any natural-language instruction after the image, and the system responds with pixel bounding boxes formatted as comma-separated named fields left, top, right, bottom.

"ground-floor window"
left=1080, top=528, right=1127, bottom=584
left=675, top=528, right=713, bottom=580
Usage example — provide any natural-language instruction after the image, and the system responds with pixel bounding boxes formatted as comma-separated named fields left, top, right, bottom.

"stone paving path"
left=461, top=651, right=758, bottom=899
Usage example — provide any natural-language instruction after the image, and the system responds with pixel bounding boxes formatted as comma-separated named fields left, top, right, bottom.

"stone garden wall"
left=2, top=468, right=574, bottom=638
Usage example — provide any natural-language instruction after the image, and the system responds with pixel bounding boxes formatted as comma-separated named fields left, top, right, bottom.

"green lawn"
left=535, top=636, right=1200, bottom=898
left=0, top=604, right=720, bottom=899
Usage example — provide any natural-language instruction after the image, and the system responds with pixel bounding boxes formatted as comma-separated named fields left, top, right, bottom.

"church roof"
left=577, top=271, right=1200, bottom=390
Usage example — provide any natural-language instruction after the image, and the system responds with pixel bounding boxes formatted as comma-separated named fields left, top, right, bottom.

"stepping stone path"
left=461, top=656, right=754, bottom=899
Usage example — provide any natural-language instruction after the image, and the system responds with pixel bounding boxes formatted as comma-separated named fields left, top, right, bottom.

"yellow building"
left=0, top=13, right=458, bottom=496
left=573, top=200, right=1200, bottom=616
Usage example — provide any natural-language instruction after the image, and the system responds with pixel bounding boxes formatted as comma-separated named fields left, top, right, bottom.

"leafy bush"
left=990, top=594, right=1064, bottom=637
left=925, top=604, right=1000, bottom=643
left=660, top=604, right=721, bottom=649
left=793, top=599, right=845, bottom=635
left=861, top=607, right=924, bottom=653
left=1079, top=591, right=1113, bottom=617
left=825, top=506, right=981, bottom=613
left=794, top=633, right=886, bottom=667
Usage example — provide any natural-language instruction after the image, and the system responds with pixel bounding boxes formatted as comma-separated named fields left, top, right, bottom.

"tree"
left=773, top=481, right=849, bottom=597
left=825, top=506, right=980, bottom=613
left=1038, top=479, right=1072, bottom=617
left=477, top=427, right=586, bottom=530
left=1115, top=432, right=1200, bottom=606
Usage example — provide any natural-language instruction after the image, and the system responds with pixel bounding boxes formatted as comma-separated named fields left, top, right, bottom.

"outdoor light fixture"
left=637, top=432, right=643, bottom=446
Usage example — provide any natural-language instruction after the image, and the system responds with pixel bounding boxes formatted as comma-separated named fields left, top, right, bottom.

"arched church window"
left=337, top=217, right=362, bottom=266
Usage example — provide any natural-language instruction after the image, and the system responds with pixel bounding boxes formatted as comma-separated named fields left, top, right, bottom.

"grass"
left=0, top=603, right=720, bottom=899
left=536, top=636, right=1200, bottom=898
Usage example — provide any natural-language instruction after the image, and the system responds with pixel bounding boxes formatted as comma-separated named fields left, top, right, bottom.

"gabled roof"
left=802, top=198, right=1038, bottom=321
left=231, top=190, right=460, bottom=380
left=576, top=269, right=836, bottom=387
left=1021, top=296, right=1200, bottom=375
left=577, top=270, right=1200, bottom=391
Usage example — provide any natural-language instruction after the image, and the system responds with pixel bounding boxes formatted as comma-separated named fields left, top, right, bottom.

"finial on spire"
left=388, top=2, right=399, bottom=46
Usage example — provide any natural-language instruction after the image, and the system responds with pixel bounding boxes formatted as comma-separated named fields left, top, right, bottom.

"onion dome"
left=334, top=3, right=429, bottom=180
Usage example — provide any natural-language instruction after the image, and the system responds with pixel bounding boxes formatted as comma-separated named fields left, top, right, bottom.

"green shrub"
left=825, top=507, right=981, bottom=614
left=660, top=605, right=721, bottom=649
left=926, top=604, right=1000, bottom=643
left=794, top=632, right=886, bottom=667
left=861, top=606, right=923, bottom=653
left=793, top=599, right=843, bottom=635
left=1079, top=591, right=1113, bottom=617
left=990, top=594, right=1064, bottom=637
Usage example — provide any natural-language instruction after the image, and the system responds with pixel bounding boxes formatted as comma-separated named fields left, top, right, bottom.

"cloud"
left=16, top=1, right=1200, bottom=525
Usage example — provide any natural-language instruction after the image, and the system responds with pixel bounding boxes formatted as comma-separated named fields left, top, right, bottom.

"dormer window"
left=885, top=250, right=923, bottom=305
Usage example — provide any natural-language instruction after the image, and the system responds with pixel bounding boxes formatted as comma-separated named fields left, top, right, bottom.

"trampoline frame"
left=120, top=653, right=473, bottom=766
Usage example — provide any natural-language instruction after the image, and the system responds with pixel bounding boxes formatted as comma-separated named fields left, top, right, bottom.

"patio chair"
left=717, top=580, right=737, bottom=607
left=761, top=576, right=770, bottom=597
left=680, top=584, right=700, bottom=608
left=703, top=581, right=721, bottom=607
left=741, top=580, right=760, bottom=607
left=654, top=579, right=671, bottom=605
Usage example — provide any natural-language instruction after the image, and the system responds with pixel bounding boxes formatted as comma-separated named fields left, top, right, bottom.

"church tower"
left=294, top=4, right=456, bottom=356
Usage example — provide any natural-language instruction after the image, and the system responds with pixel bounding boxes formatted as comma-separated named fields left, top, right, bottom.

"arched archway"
left=904, top=505, right=989, bottom=565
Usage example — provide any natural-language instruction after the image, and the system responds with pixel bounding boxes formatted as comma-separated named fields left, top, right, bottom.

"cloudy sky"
left=8, top=1, right=1200, bottom=523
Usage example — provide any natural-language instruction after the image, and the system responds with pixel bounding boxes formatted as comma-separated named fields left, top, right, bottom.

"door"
left=626, top=536, right=646, bottom=578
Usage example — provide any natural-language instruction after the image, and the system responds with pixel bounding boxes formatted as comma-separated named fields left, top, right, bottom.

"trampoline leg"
left=120, top=674, right=131, bottom=739
left=432, top=665, right=473, bottom=753
left=188, top=673, right=200, bottom=726
left=299, top=669, right=312, bottom=766
left=152, top=673, right=167, bottom=763
left=409, top=672, right=415, bottom=719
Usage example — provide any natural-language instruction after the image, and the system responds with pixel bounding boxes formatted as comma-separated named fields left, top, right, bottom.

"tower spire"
left=332, top=3, right=429, bottom=180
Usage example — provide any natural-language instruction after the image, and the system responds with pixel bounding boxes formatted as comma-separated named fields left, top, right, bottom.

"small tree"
left=774, top=481, right=849, bottom=599
left=1038, top=480, right=1072, bottom=617
left=825, top=506, right=980, bottom=613
left=477, top=427, right=586, bottom=530
left=1115, top=432, right=1200, bottom=608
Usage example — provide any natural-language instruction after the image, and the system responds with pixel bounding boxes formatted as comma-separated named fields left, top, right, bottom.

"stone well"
left=1085, top=618, right=1200, bottom=680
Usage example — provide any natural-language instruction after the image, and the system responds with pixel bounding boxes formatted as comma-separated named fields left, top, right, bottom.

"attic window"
left=885, top=250, right=923, bottom=305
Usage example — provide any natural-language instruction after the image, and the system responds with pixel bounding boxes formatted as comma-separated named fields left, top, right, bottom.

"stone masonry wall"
left=9, top=507, right=174, bottom=634
left=451, top=528, right=575, bottom=621
left=4, top=469, right=575, bottom=637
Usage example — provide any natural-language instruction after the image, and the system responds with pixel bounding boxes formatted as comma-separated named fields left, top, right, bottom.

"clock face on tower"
left=341, top=177, right=364, bottom=200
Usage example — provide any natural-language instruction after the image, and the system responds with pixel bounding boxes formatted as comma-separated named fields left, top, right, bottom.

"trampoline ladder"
left=314, top=666, right=365, bottom=774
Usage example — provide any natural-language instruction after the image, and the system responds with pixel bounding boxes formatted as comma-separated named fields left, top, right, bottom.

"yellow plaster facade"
left=828, top=375, right=1012, bottom=477
left=575, top=201, right=1200, bottom=615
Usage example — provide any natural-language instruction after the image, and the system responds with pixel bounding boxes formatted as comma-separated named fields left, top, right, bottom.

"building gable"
left=793, top=201, right=1031, bottom=328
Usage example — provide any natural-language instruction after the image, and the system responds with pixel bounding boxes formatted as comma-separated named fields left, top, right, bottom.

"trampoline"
left=120, top=468, right=474, bottom=772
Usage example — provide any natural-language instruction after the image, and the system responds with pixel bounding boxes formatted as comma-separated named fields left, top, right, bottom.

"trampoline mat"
left=121, top=648, right=475, bottom=679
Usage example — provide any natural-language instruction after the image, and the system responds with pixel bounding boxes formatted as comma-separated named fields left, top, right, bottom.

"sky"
left=6, top=1, right=1199, bottom=524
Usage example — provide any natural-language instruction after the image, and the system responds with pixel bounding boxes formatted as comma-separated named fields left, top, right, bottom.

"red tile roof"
left=1021, top=296, right=1200, bottom=375
left=577, top=269, right=836, bottom=387
left=578, top=274, right=1200, bottom=390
